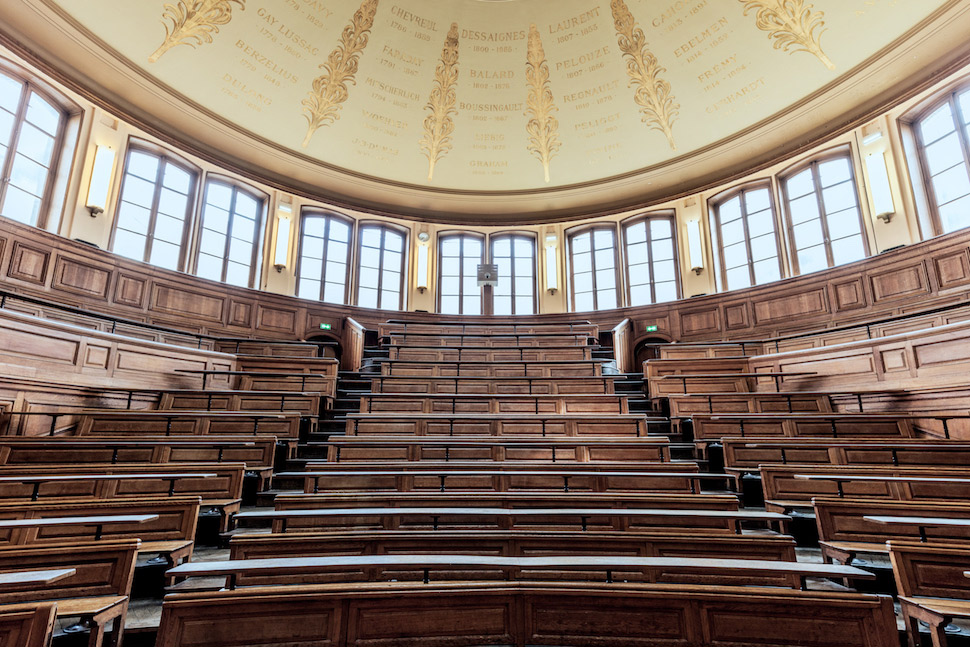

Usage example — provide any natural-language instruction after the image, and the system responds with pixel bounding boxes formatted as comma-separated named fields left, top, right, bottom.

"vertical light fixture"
left=865, top=151, right=896, bottom=223
left=273, top=202, right=292, bottom=272
left=416, top=231, right=430, bottom=292
left=85, top=145, right=115, bottom=217
left=687, top=220, right=704, bottom=275
left=544, top=232, right=558, bottom=294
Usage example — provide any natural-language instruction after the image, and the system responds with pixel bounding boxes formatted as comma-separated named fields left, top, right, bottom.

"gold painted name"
left=390, top=5, right=437, bottom=31
left=652, top=0, right=709, bottom=27
left=555, top=46, right=609, bottom=71
left=674, top=17, right=729, bottom=57
left=234, top=40, right=299, bottom=83
left=381, top=45, right=424, bottom=67
left=548, top=7, right=601, bottom=34
left=460, top=29, right=527, bottom=42
left=574, top=113, right=621, bottom=131
left=458, top=102, right=523, bottom=112
left=469, top=70, right=514, bottom=79
left=364, top=77, right=422, bottom=101
left=562, top=80, right=620, bottom=103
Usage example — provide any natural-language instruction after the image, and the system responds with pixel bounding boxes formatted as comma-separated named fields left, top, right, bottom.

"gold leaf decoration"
left=739, top=0, right=834, bottom=70
left=420, top=23, right=460, bottom=182
left=610, top=0, right=678, bottom=150
left=149, top=0, right=245, bottom=63
left=524, top=23, right=561, bottom=184
left=301, top=0, right=380, bottom=148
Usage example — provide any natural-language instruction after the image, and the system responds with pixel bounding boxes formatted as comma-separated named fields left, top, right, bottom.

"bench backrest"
left=692, top=415, right=915, bottom=442
left=0, top=497, right=199, bottom=545
left=0, top=539, right=138, bottom=605
left=159, top=391, right=321, bottom=417
left=761, top=465, right=970, bottom=505
left=74, top=411, right=299, bottom=441
left=381, top=360, right=604, bottom=378
left=385, top=333, right=593, bottom=347
left=643, top=358, right=750, bottom=379
left=324, top=439, right=668, bottom=464
left=369, top=376, right=616, bottom=395
left=357, top=394, right=629, bottom=416
left=815, top=498, right=970, bottom=546
left=0, top=603, right=56, bottom=647
left=888, top=540, right=970, bottom=599
left=667, top=393, right=832, bottom=418
left=723, top=438, right=970, bottom=471
left=345, top=415, right=647, bottom=437
left=155, top=583, right=897, bottom=647
left=387, top=347, right=593, bottom=362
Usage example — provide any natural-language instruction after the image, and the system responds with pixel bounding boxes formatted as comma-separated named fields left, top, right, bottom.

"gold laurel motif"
left=740, top=0, right=834, bottom=70
left=149, top=0, right=245, bottom=63
left=301, top=0, right=380, bottom=148
left=610, top=0, right=678, bottom=150
left=524, top=23, right=561, bottom=184
left=420, top=23, right=460, bottom=182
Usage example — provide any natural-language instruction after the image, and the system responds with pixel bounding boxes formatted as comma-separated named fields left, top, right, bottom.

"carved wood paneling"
left=869, top=262, right=929, bottom=302
left=256, top=305, right=298, bottom=333
left=680, top=309, right=719, bottom=335
left=229, top=300, right=253, bottom=328
left=754, top=289, right=828, bottom=325
left=934, top=248, right=970, bottom=290
left=51, top=256, right=111, bottom=300
left=833, top=278, right=867, bottom=311
left=114, top=274, right=147, bottom=307
left=150, top=284, right=225, bottom=323
left=723, top=303, right=749, bottom=330
left=6, top=241, right=50, bottom=285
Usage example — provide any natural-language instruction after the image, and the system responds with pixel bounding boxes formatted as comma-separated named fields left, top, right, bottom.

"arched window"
left=709, top=183, right=783, bottom=291
left=296, top=211, right=352, bottom=304
left=780, top=151, right=868, bottom=275
left=622, top=213, right=680, bottom=305
left=568, top=226, right=618, bottom=312
left=438, top=233, right=483, bottom=315
left=490, top=234, right=536, bottom=316
left=913, top=86, right=970, bottom=234
left=0, top=70, right=67, bottom=228
left=110, top=144, right=198, bottom=271
left=194, top=177, right=265, bottom=288
left=357, top=224, right=406, bottom=310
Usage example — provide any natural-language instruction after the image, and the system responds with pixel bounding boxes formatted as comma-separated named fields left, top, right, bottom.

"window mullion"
left=144, top=160, right=167, bottom=264
left=0, top=86, right=30, bottom=206
left=810, top=163, right=835, bottom=268
left=740, top=192, right=757, bottom=287
left=221, top=187, right=237, bottom=284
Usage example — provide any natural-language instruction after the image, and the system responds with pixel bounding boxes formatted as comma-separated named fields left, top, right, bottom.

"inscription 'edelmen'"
left=556, top=46, right=609, bottom=71
left=548, top=7, right=601, bottom=33
left=461, top=29, right=527, bottom=42
left=469, top=70, right=514, bottom=79
left=234, top=40, right=299, bottom=83
left=364, top=77, right=421, bottom=101
left=390, top=5, right=437, bottom=31
left=562, top=80, right=620, bottom=103
left=459, top=102, right=523, bottom=112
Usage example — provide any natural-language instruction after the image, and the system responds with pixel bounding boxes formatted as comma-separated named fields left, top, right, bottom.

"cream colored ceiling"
left=4, top=0, right=970, bottom=221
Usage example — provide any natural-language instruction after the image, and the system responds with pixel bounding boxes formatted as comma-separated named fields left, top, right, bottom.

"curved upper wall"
left=3, top=0, right=970, bottom=222
left=1, top=215, right=968, bottom=347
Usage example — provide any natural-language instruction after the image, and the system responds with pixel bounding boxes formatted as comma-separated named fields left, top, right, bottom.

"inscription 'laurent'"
left=548, top=7, right=601, bottom=34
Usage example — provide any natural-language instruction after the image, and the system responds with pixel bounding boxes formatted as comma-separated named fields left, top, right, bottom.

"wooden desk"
left=0, top=568, right=75, bottom=592
left=0, top=473, right=217, bottom=501
left=864, top=515, right=970, bottom=542
left=797, top=474, right=970, bottom=498
left=174, top=370, right=330, bottom=390
left=0, top=514, right=158, bottom=540
left=658, top=372, right=816, bottom=392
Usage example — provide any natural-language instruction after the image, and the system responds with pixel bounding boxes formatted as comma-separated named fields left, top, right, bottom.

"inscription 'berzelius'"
left=555, top=46, right=609, bottom=71
left=364, top=77, right=421, bottom=101
left=548, top=7, right=601, bottom=34
left=234, top=40, right=300, bottom=83
left=460, top=29, right=526, bottom=42
left=390, top=5, right=437, bottom=31
left=562, top=80, right=620, bottom=103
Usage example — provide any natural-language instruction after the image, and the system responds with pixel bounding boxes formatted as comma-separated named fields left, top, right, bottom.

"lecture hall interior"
left=1, top=0, right=970, bottom=645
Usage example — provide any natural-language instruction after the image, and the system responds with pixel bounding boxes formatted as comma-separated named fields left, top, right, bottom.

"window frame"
left=192, top=174, right=267, bottom=288
left=566, top=224, right=621, bottom=312
left=354, top=221, right=408, bottom=311
left=488, top=231, right=538, bottom=316
left=911, top=84, right=970, bottom=237
left=436, top=231, right=485, bottom=315
left=621, top=211, right=682, bottom=306
left=778, top=147, right=870, bottom=275
left=708, top=181, right=785, bottom=291
left=108, top=139, right=200, bottom=271
left=294, top=208, right=355, bottom=304
left=0, top=64, right=72, bottom=230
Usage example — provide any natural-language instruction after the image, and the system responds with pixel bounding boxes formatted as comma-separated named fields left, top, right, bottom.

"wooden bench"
left=657, top=343, right=759, bottom=359
left=888, top=540, right=970, bottom=647
left=343, top=413, right=655, bottom=437
left=368, top=375, right=620, bottom=395
left=644, top=357, right=750, bottom=379
left=379, top=359, right=608, bottom=378
left=213, top=340, right=321, bottom=357
left=384, top=331, right=595, bottom=347
left=722, top=438, right=970, bottom=474
left=814, top=498, right=970, bottom=565
left=0, top=603, right=57, bottom=647
left=228, top=530, right=798, bottom=587
left=668, top=392, right=833, bottom=418
left=279, top=469, right=724, bottom=495
left=0, top=463, right=242, bottom=531
left=378, top=320, right=598, bottom=337
left=385, top=345, right=595, bottom=362
left=0, top=568, right=75, bottom=592
left=0, top=515, right=157, bottom=540
left=0, top=497, right=199, bottom=564
left=357, top=393, right=630, bottom=415
left=760, top=465, right=970, bottom=513
left=650, top=372, right=816, bottom=398
left=233, top=506, right=788, bottom=534
left=173, top=369, right=335, bottom=396
left=154, top=582, right=897, bottom=647
left=0, top=539, right=139, bottom=647
left=319, top=437, right=673, bottom=464
left=166, top=553, right=871, bottom=591
left=158, top=389, right=326, bottom=417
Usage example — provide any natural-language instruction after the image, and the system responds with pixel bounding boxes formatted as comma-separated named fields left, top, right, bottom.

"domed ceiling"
left=3, top=0, right=970, bottom=222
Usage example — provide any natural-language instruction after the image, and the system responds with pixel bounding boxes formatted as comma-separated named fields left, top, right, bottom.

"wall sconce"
left=85, top=145, right=115, bottom=217
left=686, top=219, right=704, bottom=275
left=273, top=203, right=291, bottom=272
left=416, top=231, right=430, bottom=293
left=544, top=233, right=558, bottom=294
left=865, top=151, right=896, bottom=223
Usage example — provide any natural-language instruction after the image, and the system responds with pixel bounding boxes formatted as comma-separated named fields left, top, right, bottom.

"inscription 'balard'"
left=469, top=70, right=514, bottom=79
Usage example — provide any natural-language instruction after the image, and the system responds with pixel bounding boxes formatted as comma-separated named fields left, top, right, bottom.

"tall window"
left=568, top=226, right=618, bottom=312
left=0, top=71, right=65, bottom=227
left=623, top=214, right=680, bottom=306
left=297, top=212, right=352, bottom=304
left=781, top=152, right=867, bottom=275
left=710, top=184, right=783, bottom=290
left=194, top=178, right=264, bottom=287
left=438, top=233, right=482, bottom=315
left=914, top=87, right=970, bottom=234
left=357, top=224, right=405, bottom=310
left=491, top=234, right=536, bottom=316
left=111, top=146, right=197, bottom=271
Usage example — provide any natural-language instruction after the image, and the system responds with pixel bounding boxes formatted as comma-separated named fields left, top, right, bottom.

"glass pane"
left=231, top=215, right=256, bottom=242
left=157, top=187, right=189, bottom=219
left=572, top=252, right=591, bottom=274
left=785, top=169, right=815, bottom=199
left=596, top=268, right=616, bottom=289
left=514, top=276, right=533, bottom=295
left=303, top=217, right=325, bottom=238
left=440, top=295, right=459, bottom=314
left=747, top=209, right=775, bottom=238
left=0, top=110, right=14, bottom=146
left=330, top=220, right=350, bottom=242
left=329, top=241, right=349, bottom=263
left=920, top=103, right=955, bottom=144
left=651, top=238, right=673, bottom=261
left=384, top=250, right=403, bottom=274
left=573, top=272, right=593, bottom=293
left=154, top=213, right=184, bottom=245
left=625, top=222, right=646, bottom=244
left=515, top=296, right=533, bottom=314
left=932, top=164, right=970, bottom=205
left=122, top=176, right=156, bottom=208
left=235, top=193, right=258, bottom=219
left=359, top=267, right=379, bottom=289
left=797, top=244, right=828, bottom=274
left=629, top=283, right=652, bottom=306
left=162, top=164, right=192, bottom=194
left=789, top=194, right=820, bottom=225
left=514, top=238, right=532, bottom=257
left=440, top=277, right=459, bottom=295
left=127, top=151, right=159, bottom=181
left=325, top=260, right=345, bottom=281
left=358, top=287, right=378, bottom=309
left=462, top=296, right=480, bottom=315
left=301, top=257, right=323, bottom=279
left=818, top=158, right=851, bottom=188
left=440, top=237, right=460, bottom=256
left=15, top=123, right=54, bottom=165
left=596, top=289, right=617, bottom=310
left=726, top=266, right=751, bottom=290
left=571, top=233, right=590, bottom=254
left=826, top=210, right=863, bottom=240
left=626, top=241, right=648, bottom=264
left=793, top=219, right=824, bottom=250
left=384, top=232, right=403, bottom=252
left=228, top=237, right=251, bottom=264
left=0, top=185, right=41, bottom=225
left=381, top=290, right=400, bottom=309
left=821, top=182, right=858, bottom=214
left=206, top=183, right=233, bottom=210
left=939, top=194, right=970, bottom=233
left=323, top=281, right=345, bottom=304
left=204, top=205, right=230, bottom=234
left=225, top=261, right=249, bottom=287
left=492, top=238, right=510, bottom=257
left=753, top=258, right=782, bottom=284
left=654, top=281, right=678, bottom=303
left=960, top=91, right=970, bottom=125
left=9, top=154, right=48, bottom=196
left=149, top=239, right=180, bottom=270
left=723, top=242, right=749, bottom=269
left=594, top=248, right=614, bottom=270
left=593, top=229, right=614, bottom=249
left=382, top=269, right=400, bottom=291
left=924, top=132, right=965, bottom=176
left=649, top=218, right=671, bottom=239
left=117, top=202, right=151, bottom=235
left=574, top=291, right=594, bottom=311
left=112, top=229, right=147, bottom=261
left=196, top=253, right=222, bottom=281
left=831, top=234, right=866, bottom=266
left=750, top=233, right=778, bottom=262
left=360, top=227, right=381, bottom=248
left=653, top=260, right=676, bottom=282
left=0, top=74, right=23, bottom=113
left=744, top=188, right=770, bottom=214
left=493, top=296, right=512, bottom=315
left=25, top=93, right=60, bottom=135
left=301, top=235, right=324, bottom=260
left=721, top=218, right=744, bottom=245
left=298, top=278, right=320, bottom=300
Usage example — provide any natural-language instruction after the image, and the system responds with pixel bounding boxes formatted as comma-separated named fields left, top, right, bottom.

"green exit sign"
left=645, top=325, right=658, bottom=332
left=319, top=323, right=332, bottom=331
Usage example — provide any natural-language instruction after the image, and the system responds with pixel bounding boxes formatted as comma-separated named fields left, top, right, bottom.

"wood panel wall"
left=0, top=218, right=968, bottom=347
